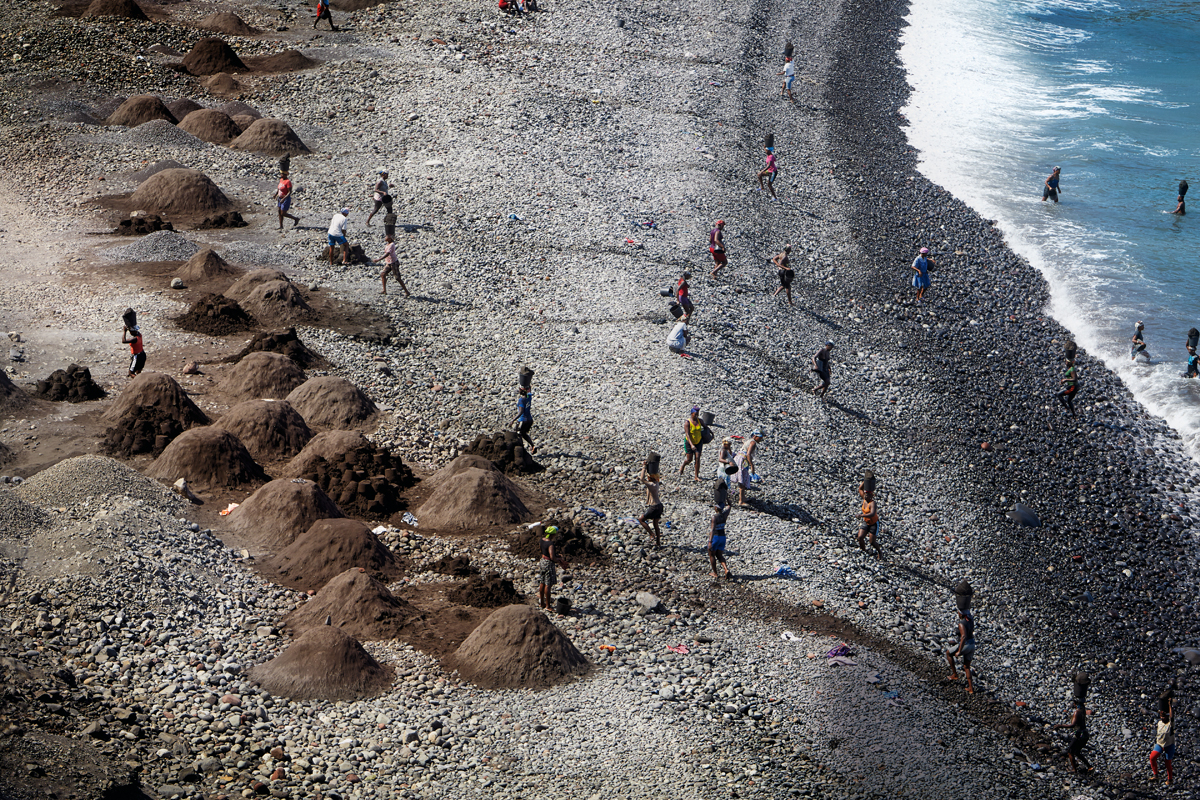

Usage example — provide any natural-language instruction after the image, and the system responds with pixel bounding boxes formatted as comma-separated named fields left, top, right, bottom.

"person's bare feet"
left=965, top=687, right=974, bottom=694
left=710, top=571, right=719, bottom=578
left=947, top=673, right=958, bottom=681
left=380, top=290, right=387, bottom=294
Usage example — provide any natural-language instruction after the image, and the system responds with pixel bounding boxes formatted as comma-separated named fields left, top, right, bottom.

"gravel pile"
left=16, top=454, right=185, bottom=511
left=103, top=230, right=200, bottom=262
left=121, top=119, right=207, bottom=150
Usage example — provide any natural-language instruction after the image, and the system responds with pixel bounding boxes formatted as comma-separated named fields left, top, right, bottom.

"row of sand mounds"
left=283, top=569, right=416, bottom=640
left=34, top=364, right=106, bottom=403
left=249, top=624, right=391, bottom=702
left=216, top=400, right=312, bottom=462
left=511, top=519, right=606, bottom=563
left=167, top=98, right=202, bottom=119
left=464, top=430, right=543, bottom=474
left=174, top=293, right=255, bottom=336
left=106, top=95, right=175, bottom=127
left=225, top=270, right=312, bottom=325
left=113, top=213, right=173, bottom=236
left=285, top=377, right=376, bottom=429
left=262, top=518, right=402, bottom=592
left=100, top=373, right=208, bottom=457
left=448, top=573, right=522, bottom=609
left=147, top=426, right=267, bottom=492
left=181, top=38, right=319, bottom=78
left=197, top=11, right=260, bottom=36
left=129, top=168, right=234, bottom=216
left=178, top=248, right=240, bottom=282
left=417, top=455, right=533, bottom=530
left=178, top=108, right=242, bottom=144
left=219, top=351, right=306, bottom=401
left=285, top=430, right=414, bottom=517
left=224, top=478, right=343, bottom=551
left=226, top=328, right=324, bottom=369
left=448, top=605, right=589, bottom=690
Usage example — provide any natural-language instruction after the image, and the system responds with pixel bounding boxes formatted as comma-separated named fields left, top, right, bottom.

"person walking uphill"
left=680, top=406, right=704, bottom=481
left=511, top=385, right=535, bottom=454
left=537, top=526, right=568, bottom=611
left=708, top=220, right=727, bottom=278
left=1053, top=674, right=1094, bottom=774
left=1042, top=166, right=1063, bottom=203
left=313, top=0, right=336, bottom=30
left=374, top=235, right=410, bottom=296
left=274, top=170, right=299, bottom=230
left=757, top=147, right=779, bottom=199
left=811, top=340, right=833, bottom=397
left=636, top=465, right=663, bottom=547
left=778, top=55, right=796, bottom=103
left=911, top=247, right=933, bottom=304
left=1149, top=697, right=1175, bottom=784
left=327, top=208, right=351, bottom=266
left=731, top=430, right=762, bottom=506
left=708, top=503, right=732, bottom=579
left=944, top=606, right=976, bottom=693
left=857, top=487, right=881, bottom=559
left=365, top=170, right=392, bottom=226
left=772, top=246, right=794, bottom=306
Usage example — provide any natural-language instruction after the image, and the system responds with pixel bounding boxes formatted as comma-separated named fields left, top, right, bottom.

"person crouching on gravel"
left=327, top=207, right=351, bottom=266
left=122, top=323, right=145, bottom=378
left=637, top=466, right=663, bottom=547
left=374, top=235, right=410, bottom=296
left=538, top=526, right=568, bottom=611
left=708, top=503, right=731, bottom=579
left=511, top=385, right=535, bottom=453
left=313, top=0, right=336, bottom=30
left=275, top=170, right=299, bottom=230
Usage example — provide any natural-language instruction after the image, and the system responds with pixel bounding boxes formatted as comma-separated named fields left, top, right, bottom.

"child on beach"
left=1056, top=358, right=1078, bottom=417
left=374, top=235, right=410, bottom=296
left=1149, top=696, right=1175, bottom=784
left=1131, top=321, right=1150, bottom=361
left=857, top=488, right=881, bottom=559
left=537, top=526, right=568, bottom=611
left=911, top=247, right=933, bottom=304
left=772, top=246, right=794, bottom=306
left=511, top=385, right=535, bottom=454
left=778, top=56, right=796, bottom=103
left=274, top=170, right=299, bottom=230
left=637, top=466, right=663, bottom=547
left=757, top=147, right=778, bottom=199
left=708, top=503, right=731, bottom=578
left=708, top=220, right=727, bottom=278
left=121, top=322, right=145, bottom=378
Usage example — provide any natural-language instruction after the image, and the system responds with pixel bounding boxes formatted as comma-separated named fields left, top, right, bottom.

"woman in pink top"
left=757, top=147, right=778, bottom=199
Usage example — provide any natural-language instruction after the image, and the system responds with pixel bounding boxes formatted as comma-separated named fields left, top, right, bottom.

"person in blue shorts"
left=778, top=56, right=795, bottom=103
left=327, top=207, right=351, bottom=265
left=1149, top=695, right=1175, bottom=784
left=911, top=247, right=933, bottom=304
left=708, top=503, right=731, bottom=578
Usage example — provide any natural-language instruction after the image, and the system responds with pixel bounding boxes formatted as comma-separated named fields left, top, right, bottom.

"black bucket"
left=645, top=451, right=661, bottom=473
left=723, top=463, right=738, bottom=476
left=764, top=132, right=775, bottom=150
left=699, top=411, right=715, bottom=426
left=518, top=366, right=534, bottom=390
left=383, top=212, right=397, bottom=240
left=122, top=308, right=137, bottom=330
left=659, top=288, right=672, bottom=298
left=784, top=41, right=794, bottom=58
left=669, top=303, right=684, bottom=320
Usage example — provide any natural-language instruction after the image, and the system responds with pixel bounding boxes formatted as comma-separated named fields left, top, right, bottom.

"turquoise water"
left=900, top=0, right=1200, bottom=454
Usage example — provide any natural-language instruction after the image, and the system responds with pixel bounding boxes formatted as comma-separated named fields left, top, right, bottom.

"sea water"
left=899, top=0, right=1200, bottom=456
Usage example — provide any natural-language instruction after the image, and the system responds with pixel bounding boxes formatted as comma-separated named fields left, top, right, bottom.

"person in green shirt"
left=1055, top=359, right=1077, bottom=417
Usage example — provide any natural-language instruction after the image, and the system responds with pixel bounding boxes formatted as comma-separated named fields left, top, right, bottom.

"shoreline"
left=0, top=0, right=1195, bottom=797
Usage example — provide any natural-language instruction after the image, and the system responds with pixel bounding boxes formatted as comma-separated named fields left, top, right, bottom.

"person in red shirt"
left=314, top=0, right=336, bottom=29
left=274, top=170, right=299, bottom=230
left=676, top=271, right=693, bottom=318
left=121, top=323, right=145, bottom=378
left=709, top=220, right=727, bottom=278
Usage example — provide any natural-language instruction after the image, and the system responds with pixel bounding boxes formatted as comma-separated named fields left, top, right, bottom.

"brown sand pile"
left=215, top=400, right=312, bottom=461
left=174, top=293, right=255, bottom=336
left=197, top=11, right=259, bottom=35
left=218, top=352, right=305, bottom=401
left=244, top=50, right=319, bottom=73
left=248, top=625, right=392, bottom=702
left=449, top=605, right=589, bottom=689
left=105, top=94, right=176, bottom=127
left=0, top=367, right=31, bottom=412
left=177, top=248, right=240, bottom=282
left=417, top=468, right=532, bottom=530
left=283, top=569, right=416, bottom=640
left=216, top=101, right=260, bottom=119
left=100, top=372, right=208, bottom=457
left=82, top=0, right=148, bottom=20
left=146, top=426, right=267, bottom=491
left=228, top=119, right=312, bottom=156
left=224, top=478, right=343, bottom=550
left=177, top=108, right=241, bottom=144
left=448, top=573, right=522, bottom=609
left=34, top=364, right=106, bottom=403
left=204, top=73, right=244, bottom=94
left=263, top=518, right=402, bottom=592
left=113, top=213, right=173, bottom=235
left=226, top=328, right=324, bottom=368
left=465, top=430, right=543, bottom=474
left=286, top=432, right=414, bottom=517
left=511, top=519, right=605, bottom=563
left=182, top=37, right=248, bottom=76
left=165, top=98, right=203, bottom=120
left=128, top=168, right=234, bottom=216
left=422, top=453, right=497, bottom=491
left=285, top=377, right=378, bottom=429
left=224, top=270, right=312, bottom=324
left=230, top=113, right=256, bottom=132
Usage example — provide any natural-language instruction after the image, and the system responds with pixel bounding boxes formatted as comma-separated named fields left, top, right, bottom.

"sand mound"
left=215, top=101, right=260, bottom=119
left=130, top=159, right=186, bottom=183
left=128, top=168, right=234, bottom=216
left=423, top=453, right=497, bottom=491
left=224, top=270, right=312, bottom=324
left=464, top=430, right=543, bottom=474
left=449, top=605, right=589, bottom=689
left=82, top=0, right=148, bottom=20
left=283, top=568, right=416, bottom=640
left=174, top=293, right=255, bottom=336
left=285, top=432, right=414, bottom=517
left=177, top=108, right=241, bottom=144
left=417, top=468, right=532, bottom=530
left=511, top=518, right=605, bottom=563
left=230, top=114, right=255, bottom=132
left=165, top=98, right=203, bottom=120
left=197, top=11, right=259, bottom=35
left=215, top=400, right=312, bottom=461
left=224, top=478, right=343, bottom=550
left=203, top=73, right=244, bottom=94
left=244, top=50, right=318, bottom=73
left=262, top=518, right=402, bottom=592
left=226, top=328, right=324, bottom=368
left=34, top=364, right=106, bottom=403
left=100, top=372, right=208, bottom=457
left=0, top=368, right=32, bottom=412
left=178, top=248, right=240, bottom=282
left=105, top=94, right=176, bottom=127
left=146, top=426, right=268, bottom=491
left=228, top=119, right=311, bottom=156
left=183, top=37, right=248, bottom=76
left=249, top=625, right=391, bottom=702
left=218, top=352, right=306, bottom=402
left=285, top=377, right=377, bottom=429
left=448, top=573, right=522, bottom=609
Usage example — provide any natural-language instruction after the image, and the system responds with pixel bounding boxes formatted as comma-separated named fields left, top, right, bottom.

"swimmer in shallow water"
left=1131, top=321, right=1150, bottom=361
left=1042, top=166, right=1062, bottom=203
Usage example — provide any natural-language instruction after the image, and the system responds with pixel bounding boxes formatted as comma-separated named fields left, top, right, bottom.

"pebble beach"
left=0, top=0, right=1198, bottom=798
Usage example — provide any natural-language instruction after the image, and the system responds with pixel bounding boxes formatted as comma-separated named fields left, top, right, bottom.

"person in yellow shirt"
left=679, top=407, right=704, bottom=481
